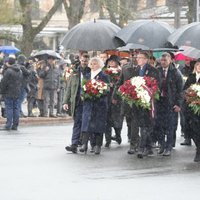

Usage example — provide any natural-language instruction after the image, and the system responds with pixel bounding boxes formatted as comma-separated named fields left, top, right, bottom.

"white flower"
left=191, top=84, right=200, bottom=97
left=83, top=85, right=87, bottom=91
left=131, top=77, right=145, bottom=88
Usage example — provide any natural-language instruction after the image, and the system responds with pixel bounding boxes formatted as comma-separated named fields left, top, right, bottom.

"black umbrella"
left=33, top=50, right=62, bottom=59
left=167, top=22, right=200, bottom=50
left=60, top=19, right=124, bottom=51
left=152, top=48, right=180, bottom=52
left=115, top=19, right=174, bottom=49
left=117, top=43, right=150, bottom=51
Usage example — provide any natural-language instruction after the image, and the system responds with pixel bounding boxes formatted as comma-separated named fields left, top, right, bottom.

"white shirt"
left=162, top=67, right=169, bottom=78
left=91, top=68, right=101, bottom=80
left=196, top=72, right=200, bottom=82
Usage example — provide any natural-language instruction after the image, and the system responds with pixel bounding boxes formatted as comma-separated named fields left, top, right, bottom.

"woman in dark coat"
left=80, top=57, right=110, bottom=155
left=104, top=55, right=123, bottom=148
left=184, top=59, right=200, bottom=162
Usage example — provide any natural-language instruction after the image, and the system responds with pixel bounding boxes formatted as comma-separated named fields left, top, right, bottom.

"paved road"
left=0, top=123, right=199, bottom=200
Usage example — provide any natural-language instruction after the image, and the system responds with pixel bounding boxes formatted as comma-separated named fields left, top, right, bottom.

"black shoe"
left=137, top=152, right=143, bottom=159
left=95, top=146, right=101, bottom=155
left=104, top=142, right=110, bottom=148
left=127, top=146, right=135, bottom=154
left=116, top=136, right=122, bottom=145
left=143, top=149, right=154, bottom=156
left=180, top=139, right=191, bottom=146
left=65, top=145, right=77, bottom=153
left=194, top=151, right=200, bottom=162
left=49, top=114, right=57, bottom=118
left=157, top=148, right=165, bottom=155
left=11, top=126, right=18, bottom=130
left=90, top=146, right=95, bottom=153
left=28, top=113, right=35, bottom=117
left=163, top=149, right=171, bottom=156
left=79, top=144, right=88, bottom=154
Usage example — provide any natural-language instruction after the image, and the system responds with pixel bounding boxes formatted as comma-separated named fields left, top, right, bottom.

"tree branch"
left=0, top=32, right=20, bottom=44
left=33, top=0, right=63, bottom=35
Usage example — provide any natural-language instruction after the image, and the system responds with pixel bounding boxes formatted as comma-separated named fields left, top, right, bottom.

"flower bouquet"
left=63, top=66, right=78, bottom=80
left=82, top=79, right=109, bottom=100
left=118, top=76, right=159, bottom=110
left=185, top=83, right=200, bottom=115
left=104, top=67, right=121, bottom=82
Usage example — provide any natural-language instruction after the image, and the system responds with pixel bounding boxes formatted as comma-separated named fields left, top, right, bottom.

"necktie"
left=162, top=69, right=167, bottom=97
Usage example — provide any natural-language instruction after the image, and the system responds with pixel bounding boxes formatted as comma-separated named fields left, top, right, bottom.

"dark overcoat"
left=183, top=73, right=200, bottom=142
left=133, top=64, right=159, bottom=127
left=112, top=63, right=136, bottom=116
left=81, top=71, right=110, bottom=133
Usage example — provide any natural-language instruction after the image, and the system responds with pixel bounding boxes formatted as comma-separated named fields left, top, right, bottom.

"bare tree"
left=101, top=0, right=138, bottom=27
left=62, top=0, right=86, bottom=29
left=0, top=0, right=63, bottom=57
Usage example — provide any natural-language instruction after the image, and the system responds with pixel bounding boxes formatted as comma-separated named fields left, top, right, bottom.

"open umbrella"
left=178, top=46, right=200, bottom=59
left=168, top=22, right=200, bottom=50
left=0, top=46, right=20, bottom=54
left=117, top=43, right=150, bottom=51
left=115, top=19, right=174, bottom=49
left=60, top=19, right=124, bottom=51
left=33, top=50, right=62, bottom=59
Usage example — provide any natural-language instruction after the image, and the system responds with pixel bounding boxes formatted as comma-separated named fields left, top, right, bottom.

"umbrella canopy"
left=152, top=47, right=180, bottom=52
left=0, top=46, right=20, bottom=54
left=60, top=20, right=124, bottom=51
left=115, top=19, right=174, bottom=49
left=168, top=22, right=200, bottom=50
left=33, top=50, right=62, bottom=60
left=178, top=46, right=200, bottom=59
left=117, top=43, right=150, bottom=51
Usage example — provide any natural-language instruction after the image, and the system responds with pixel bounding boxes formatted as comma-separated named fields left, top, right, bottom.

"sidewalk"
left=0, top=115, right=73, bottom=126
left=0, top=102, right=73, bottom=126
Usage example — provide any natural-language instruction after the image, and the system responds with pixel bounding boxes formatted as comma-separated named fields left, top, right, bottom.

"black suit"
left=155, top=64, right=183, bottom=151
left=133, top=64, right=159, bottom=154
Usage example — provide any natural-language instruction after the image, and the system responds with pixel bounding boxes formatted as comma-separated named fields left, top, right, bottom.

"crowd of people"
left=63, top=51, right=200, bottom=162
left=0, top=51, right=70, bottom=129
left=0, top=49, right=199, bottom=162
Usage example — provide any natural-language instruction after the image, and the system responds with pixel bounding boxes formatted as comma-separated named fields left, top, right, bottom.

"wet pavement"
left=0, top=123, right=199, bottom=200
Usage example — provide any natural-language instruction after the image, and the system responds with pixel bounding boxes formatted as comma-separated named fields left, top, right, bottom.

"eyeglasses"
left=136, top=57, right=146, bottom=59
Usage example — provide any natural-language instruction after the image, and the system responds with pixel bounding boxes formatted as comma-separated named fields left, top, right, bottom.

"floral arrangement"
left=104, top=67, right=121, bottom=83
left=185, top=83, right=200, bottom=115
left=118, top=76, right=159, bottom=110
left=63, top=66, right=78, bottom=80
left=82, top=79, right=109, bottom=100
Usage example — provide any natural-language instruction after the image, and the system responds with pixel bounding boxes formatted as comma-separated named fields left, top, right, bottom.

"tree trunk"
left=63, top=0, right=86, bottom=29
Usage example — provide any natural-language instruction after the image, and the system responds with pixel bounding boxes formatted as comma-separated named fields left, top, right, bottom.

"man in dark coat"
left=38, top=56, right=60, bottom=117
left=0, top=57, right=23, bottom=130
left=155, top=52, right=183, bottom=156
left=63, top=54, right=90, bottom=153
left=112, top=59, right=139, bottom=154
left=133, top=52, right=159, bottom=158
left=17, top=54, right=31, bottom=118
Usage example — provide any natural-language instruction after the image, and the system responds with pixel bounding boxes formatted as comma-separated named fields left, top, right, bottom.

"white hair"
left=89, top=57, right=104, bottom=69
